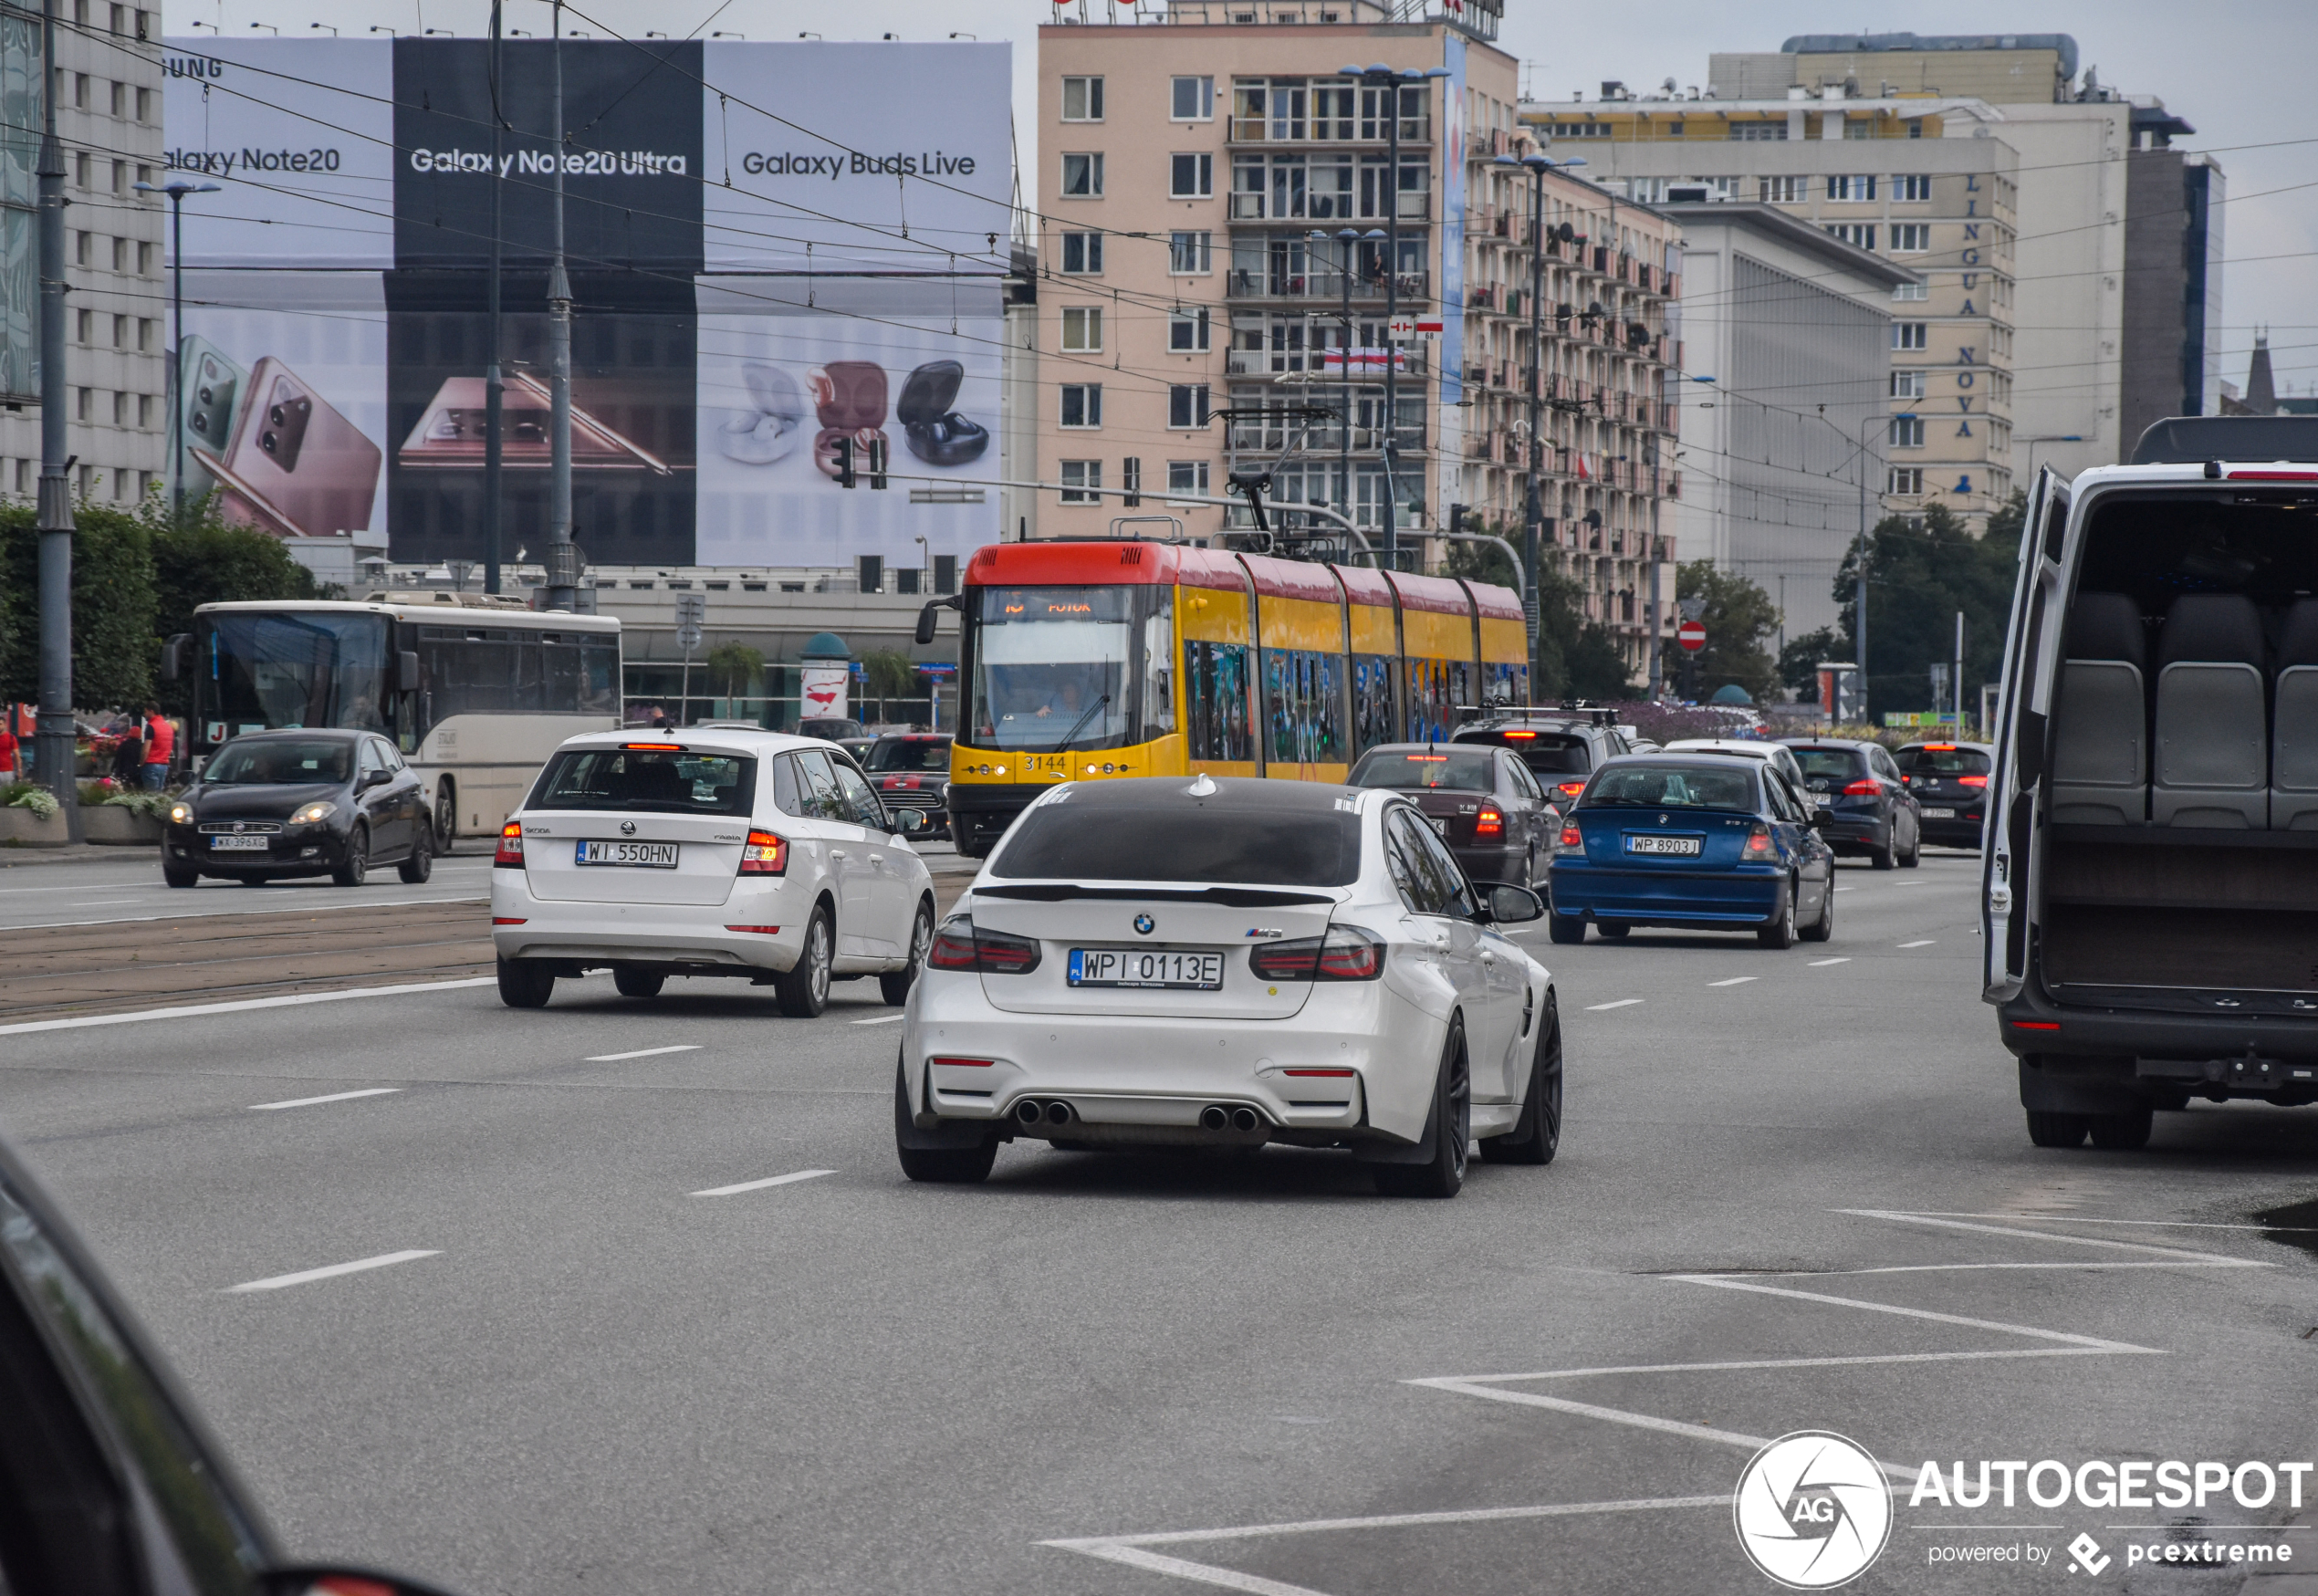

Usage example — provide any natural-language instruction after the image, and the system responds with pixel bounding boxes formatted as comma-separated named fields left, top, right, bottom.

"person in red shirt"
left=0, top=721, right=16, bottom=784
left=139, top=704, right=175, bottom=790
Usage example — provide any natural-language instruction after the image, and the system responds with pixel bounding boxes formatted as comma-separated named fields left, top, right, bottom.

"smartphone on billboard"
left=174, top=337, right=245, bottom=497
left=397, top=375, right=672, bottom=475
left=208, top=358, right=382, bottom=537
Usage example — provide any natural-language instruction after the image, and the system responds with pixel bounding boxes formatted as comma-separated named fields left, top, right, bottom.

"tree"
left=1673, top=561, right=1779, bottom=703
left=1778, top=626, right=1843, bottom=700
left=1832, top=502, right=2017, bottom=719
left=0, top=501, right=157, bottom=711
left=1441, top=529, right=1634, bottom=701
left=148, top=496, right=324, bottom=717
left=861, top=648, right=917, bottom=722
left=705, top=642, right=763, bottom=701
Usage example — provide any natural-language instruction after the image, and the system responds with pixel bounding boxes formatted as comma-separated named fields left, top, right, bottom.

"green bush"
left=150, top=495, right=324, bottom=717
left=0, top=502, right=156, bottom=711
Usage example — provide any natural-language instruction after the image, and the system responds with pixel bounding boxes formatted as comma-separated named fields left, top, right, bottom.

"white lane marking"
left=1, top=893, right=489, bottom=933
left=1583, top=998, right=1644, bottom=1011
left=250, top=1087, right=402, bottom=1111
left=0, top=977, right=498, bottom=1037
left=1902, top=1211, right=2318, bottom=1232
left=227, top=1249, right=439, bottom=1293
left=1898, top=939, right=1937, bottom=948
left=1666, top=1274, right=2160, bottom=1352
left=1706, top=975, right=1758, bottom=988
left=78, top=898, right=141, bottom=905
left=585, top=1044, right=702, bottom=1062
left=1890, top=880, right=1923, bottom=886
left=1425, top=1346, right=2134, bottom=1385
left=1807, top=956, right=1850, bottom=966
left=691, top=1169, right=836, bottom=1197
left=1835, top=1207, right=2262, bottom=1268
left=1832, top=885, right=1854, bottom=892
left=850, top=1013, right=906, bottom=1026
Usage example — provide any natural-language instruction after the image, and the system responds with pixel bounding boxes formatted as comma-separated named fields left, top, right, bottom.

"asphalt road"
left=5, top=848, right=2318, bottom=1596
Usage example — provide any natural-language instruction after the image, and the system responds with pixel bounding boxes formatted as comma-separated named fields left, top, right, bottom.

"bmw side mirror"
left=1481, top=882, right=1544, bottom=924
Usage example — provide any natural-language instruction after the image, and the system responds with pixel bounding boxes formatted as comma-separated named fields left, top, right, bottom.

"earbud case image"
left=810, top=361, right=890, bottom=478
left=716, top=361, right=808, bottom=465
left=896, top=360, right=987, bottom=466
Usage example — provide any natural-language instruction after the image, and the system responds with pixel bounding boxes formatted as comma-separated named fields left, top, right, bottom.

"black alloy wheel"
left=331, top=825, right=369, bottom=888
left=776, top=905, right=834, bottom=1017
left=1757, top=881, right=1798, bottom=949
left=882, top=898, right=935, bottom=1007
left=893, top=1059, right=999, bottom=1184
left=1479, top=996, right=1561, bottom=1165
left=1374, top=1021, right=1470, bottom=1198
left=397, top=824, right=434, bottom=884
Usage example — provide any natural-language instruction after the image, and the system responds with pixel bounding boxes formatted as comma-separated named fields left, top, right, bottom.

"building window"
left=1172, top=75, right=1214, bottom=120
left=110, top=236, right=125, bottom=272
left=1893, top=281, right=1927, bottom=302
left=74, top=387, right=89, bottom=421
left=1168, top=384, right=1210, bottom=428
left=110, top=313, right=124, bottom=347
left=1061, top=76, right=1104, bottom=121
left=1889, top=224, right=1929, bottom=253
left=1887, top=466, right=1925, bottom=495
left=1892, top=173, right=1931, bottom=203
left=1170, top=152, right=1213, bottom=199
left=1824, top=223, right=1876, bottom=251
left=73, top=230, right=88, bottom=266
left=1060, top=152, right=1104, bottom=197
left=137, top=393, right=151, bottom=426
left=1122, top=456, right=1142, bottom=507
left=1169, top=308, right=1211, bottom=351
left=1889, top=415, right=1925, bottom=449
left=73, top=308, right=89, bottom=342
left=110, top=159, right=123, bottom=193
left=1060, top=230, right=1103, bottom=274
left=1167, top=460, right=1210, bottom=499
left=1060, top=460, right=1102, bottom=504
left=1060, top=383, right=1103, bottom=428
left=1826, top=174, right=1876, bottom=202
left=134, top=86, right=149, bottom=121
left=110, top=390, right=125, bottom=425
left=108, top=80, right=123, bottom=117
left=1890, top=370, right=1926, bottom=400
left=1060, top=306, right=1103, bottom=352
left=1728, top=121, right=1787, bottom=141
left=72, top=73, right=86, bottom=110
left=1893, top=320, right=1927, bottom=350
left=1168, top=230, right=1211, bottom=274
left=1758, top=175, right=1806, bottom=203
left=136, top=242, right=151, bottom=275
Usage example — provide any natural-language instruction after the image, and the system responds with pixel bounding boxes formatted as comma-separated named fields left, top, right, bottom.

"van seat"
left=2153, top=594, right=2268, bottom=829
left=2272, top=600, right=2318, bottom=829
left=2049, top=590, right=2148, bottom=825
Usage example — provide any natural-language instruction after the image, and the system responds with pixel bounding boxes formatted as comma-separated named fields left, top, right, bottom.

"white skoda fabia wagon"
left=895, top=775, right=1562, bottom=1196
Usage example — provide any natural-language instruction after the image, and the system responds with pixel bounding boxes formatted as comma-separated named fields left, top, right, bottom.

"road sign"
left=677, top=623, right=703, bottom=652
left=1676, top=620, right=1707, bottom=652
left=1386, top=318, right=1443, bottom=341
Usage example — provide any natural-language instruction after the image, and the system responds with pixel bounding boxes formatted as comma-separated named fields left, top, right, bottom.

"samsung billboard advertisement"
left=162, top=37, right=1010, bottom=568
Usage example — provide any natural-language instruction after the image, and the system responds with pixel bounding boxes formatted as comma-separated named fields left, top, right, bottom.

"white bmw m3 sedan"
left=894, top=775, right=1562, bottom=1196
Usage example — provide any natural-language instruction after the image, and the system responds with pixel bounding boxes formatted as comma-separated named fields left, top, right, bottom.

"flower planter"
left=0, top=805, right=70, bottom=846
left=78, top=805, right=163, bottom=845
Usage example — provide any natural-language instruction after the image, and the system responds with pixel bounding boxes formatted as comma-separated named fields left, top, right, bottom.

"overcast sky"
left=175, top=0, right=2315, bottom=396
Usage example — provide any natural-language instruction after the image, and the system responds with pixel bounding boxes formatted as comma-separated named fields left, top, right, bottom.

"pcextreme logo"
left=1734, top=1432, right=1893, bottom=1589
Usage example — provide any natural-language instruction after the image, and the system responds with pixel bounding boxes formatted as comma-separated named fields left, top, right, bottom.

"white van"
left=1985, top=415, right=2318, bottom=1149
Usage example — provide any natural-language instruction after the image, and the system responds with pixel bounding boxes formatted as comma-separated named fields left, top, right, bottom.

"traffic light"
left=835, top=435, right=857, bottom=489
left=868, top=435, right=888, bottom=490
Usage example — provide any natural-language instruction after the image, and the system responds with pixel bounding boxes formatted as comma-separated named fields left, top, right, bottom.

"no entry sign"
left=1676, top=620, right=1707, bottom=652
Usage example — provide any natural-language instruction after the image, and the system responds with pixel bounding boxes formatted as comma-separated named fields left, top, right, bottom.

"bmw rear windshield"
left=1581, top=763, right=1758, bottom=811
left=528, top=747, right=757, bottom=817
left=993, top=781, right=1363, bottom=886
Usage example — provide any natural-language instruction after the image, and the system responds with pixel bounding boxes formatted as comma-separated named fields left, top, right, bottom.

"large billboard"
left=161, top=37, right=1010, bottom=567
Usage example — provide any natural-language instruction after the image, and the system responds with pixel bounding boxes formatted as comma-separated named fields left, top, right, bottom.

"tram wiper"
left=1051, top=693, right=1111, bottom=753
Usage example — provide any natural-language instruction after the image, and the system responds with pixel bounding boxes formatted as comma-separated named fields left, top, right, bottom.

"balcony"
left=1227, top=115, right=1432, bottom=147
left=1225, top=266, right=1428, bottom=303
left=1227, top=192, right=1430, bottom=224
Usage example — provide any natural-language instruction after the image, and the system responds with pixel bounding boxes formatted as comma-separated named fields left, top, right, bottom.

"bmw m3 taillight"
left=926, top=915, right=1043, bottom=975
left=494, top=820, right=524, bottom=867
left=1475, top=806, right=1504, bottom=838
left=1248, top=925, right=1385, bottom=983
left=738, top=829, right=788, bottom=875
left=1746, top=824, right=1774, bottom=856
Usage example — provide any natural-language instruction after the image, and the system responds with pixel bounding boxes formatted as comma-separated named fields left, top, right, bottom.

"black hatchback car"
left=1453, top=715, right=1633, bottom=808
left=1895, top=740, right=1994, bottom=849
left=162, top=728, right=433, bottom=889
left=1778, top=737, right=1922, bottom=870
left=1348, top=742, right=1557, bottom=886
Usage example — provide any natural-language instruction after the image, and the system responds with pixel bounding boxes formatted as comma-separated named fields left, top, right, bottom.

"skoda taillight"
left=738, top=829, right=788, bottom=875
left=494, top=820, right=524, bottom=867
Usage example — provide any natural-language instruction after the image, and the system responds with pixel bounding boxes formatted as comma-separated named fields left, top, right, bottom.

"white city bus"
left=171, top=597, right=622, bottom=842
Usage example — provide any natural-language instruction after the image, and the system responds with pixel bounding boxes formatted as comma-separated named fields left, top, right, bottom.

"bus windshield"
left=969, top=586, right=1145, bottom=752
left=197, top=612, right=391, bottom=742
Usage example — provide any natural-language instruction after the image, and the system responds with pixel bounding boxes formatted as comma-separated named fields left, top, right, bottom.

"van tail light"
left=1959, top=775, right=1989, bottom=788
left=1556, top=780, right=1586, bottom=799
left=1843, top=778, right=1881, bottom=796
left=738, top=829, right=788, bottom=875
left=1554, top=824, right=1585, bottom=855
left=1248, top=925, right=1385, bottom=983
left=494, top=821, right=524, bottom=867
left=925, top=915, right=1043, bottom=975
left=1474, top=806, right=1504, bottom=838
left=1746, top=824, right=1774, bottom=855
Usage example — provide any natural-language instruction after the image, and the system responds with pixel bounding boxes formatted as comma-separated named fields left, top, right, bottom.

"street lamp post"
left=1342, top=62, right=1446, bottom=568
left=1497, top=150, right=1583, bottom=703
left=133, top=178, right=221, bottom=522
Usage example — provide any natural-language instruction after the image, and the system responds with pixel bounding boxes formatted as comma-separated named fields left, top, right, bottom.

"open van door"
left=1982, top=467, right=2071, bottom=1000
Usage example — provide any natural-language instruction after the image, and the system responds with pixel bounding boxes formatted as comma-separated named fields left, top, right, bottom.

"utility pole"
left=544, top=0, right=576, bottom=611
left=484, top=0, right=505, bottom=594
left=35, top=0, right=77, bottom=835
left=135, top=178, right=220, bottom=521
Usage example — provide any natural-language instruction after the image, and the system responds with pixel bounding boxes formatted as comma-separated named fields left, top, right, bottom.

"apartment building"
left=0, top=0, right=164, bottom=506
left=1521, top=86, right=2019, bottom=532
left=1713, top=35, right=2221, bottom=477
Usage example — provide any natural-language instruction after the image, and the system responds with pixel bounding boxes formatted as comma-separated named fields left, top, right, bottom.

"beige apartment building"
left=0, top=0, right=165, bottom=506
left=1035, top=0, right=1679, bottom=679
left=1522, top=88, right=2019, bottom=530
